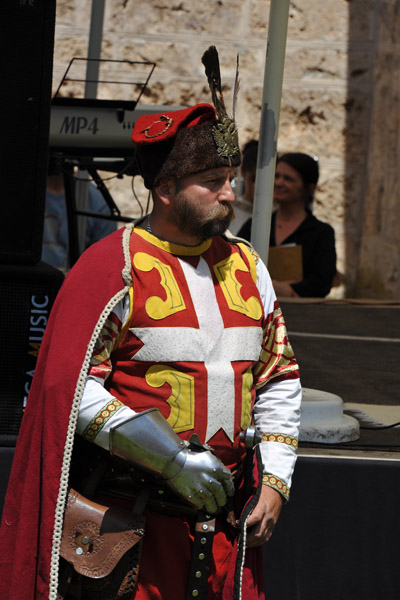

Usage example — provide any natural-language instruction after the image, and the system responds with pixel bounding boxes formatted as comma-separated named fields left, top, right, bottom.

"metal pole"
left=85, top=0, right=106, bottom=99
left=250, top=0, right=290, bottom=265
left=75, top=0, right=106, bottom=257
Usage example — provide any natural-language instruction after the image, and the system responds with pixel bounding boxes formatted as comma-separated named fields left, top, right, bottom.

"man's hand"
left=246, top=485, right=283, bottom=547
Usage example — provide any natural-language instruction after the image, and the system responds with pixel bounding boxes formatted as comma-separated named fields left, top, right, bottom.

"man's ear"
left=154, top=180, right=176, bottom=206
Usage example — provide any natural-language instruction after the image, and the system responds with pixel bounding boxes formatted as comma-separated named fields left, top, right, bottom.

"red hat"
left=131, top=103, right=241, bottom=189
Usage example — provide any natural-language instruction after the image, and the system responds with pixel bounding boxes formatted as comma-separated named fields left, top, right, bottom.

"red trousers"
left=134, top=510, right=235, bottom=600
left=133, top=509, right=265, bottom=600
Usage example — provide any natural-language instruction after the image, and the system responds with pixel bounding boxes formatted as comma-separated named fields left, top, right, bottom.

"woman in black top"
left=238, top=151, right=336, bottom=298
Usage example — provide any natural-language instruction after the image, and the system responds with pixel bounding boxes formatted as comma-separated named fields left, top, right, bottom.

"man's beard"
left=170, top=191, right=235, bottom=241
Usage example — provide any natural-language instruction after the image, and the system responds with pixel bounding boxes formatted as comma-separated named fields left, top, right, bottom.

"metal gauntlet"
left=109, top=408, right=234, bottom=514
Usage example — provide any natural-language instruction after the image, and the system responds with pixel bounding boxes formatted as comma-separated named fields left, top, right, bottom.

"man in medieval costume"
left=0, top=47, right=301, bottom=600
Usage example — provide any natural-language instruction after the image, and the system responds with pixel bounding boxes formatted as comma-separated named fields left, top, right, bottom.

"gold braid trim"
left=254, top=304, right=299, bottom=388
left=263, top=473, right=290, bottom=501
left=261, top=432, right=298, bottom=449
left=82, top=399, right=124, bottom=442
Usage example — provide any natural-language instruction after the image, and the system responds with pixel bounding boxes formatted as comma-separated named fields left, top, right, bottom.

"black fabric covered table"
left=0, top=448, right=14, bottom=518
left=264, top=302, right=400, bottom=598
left=264, top=450, right=400, bottom=600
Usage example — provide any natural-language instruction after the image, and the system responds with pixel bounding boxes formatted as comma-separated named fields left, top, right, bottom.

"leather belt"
left=185, top=513, right=216, bottom=600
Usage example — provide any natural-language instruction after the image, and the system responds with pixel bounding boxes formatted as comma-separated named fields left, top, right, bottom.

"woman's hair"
left=241, top=146, right=319, bottom=207
left=276, top=152, right=319, bottom=208
left=241, top=139, right=259, bottom=173
left=277, top=152, right=319, bottom=185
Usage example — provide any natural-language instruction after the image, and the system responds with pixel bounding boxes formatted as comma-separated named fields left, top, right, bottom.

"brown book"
left=267, top=245, right=303, bottom=282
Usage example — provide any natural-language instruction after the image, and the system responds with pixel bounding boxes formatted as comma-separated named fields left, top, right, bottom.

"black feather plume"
left=201, top=46, right=228, bottom=121
left=232, top=54, right=240, bottom=120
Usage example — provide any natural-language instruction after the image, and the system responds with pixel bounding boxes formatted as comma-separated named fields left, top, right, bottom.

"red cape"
left=0, top=227, right=130, bottom=600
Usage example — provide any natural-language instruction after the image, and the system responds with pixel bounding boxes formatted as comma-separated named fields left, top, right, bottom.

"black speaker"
left=0, top=1, right=56, bottom=264
left=0, top=262, right=64, bottom=446
left=0, top=448, right=15, bottom=519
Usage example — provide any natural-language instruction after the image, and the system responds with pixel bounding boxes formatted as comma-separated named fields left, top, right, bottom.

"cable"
left=131, top=178, right=144, bottom=217
left=360, top=422, right=400, bottom=430
left=145, top=190, right=151, bottom=214
left=62, top=159, right=148, bottom=220
left=71, top=161, right=135, bottom=183
left=300, top=441, right=400, bottom=449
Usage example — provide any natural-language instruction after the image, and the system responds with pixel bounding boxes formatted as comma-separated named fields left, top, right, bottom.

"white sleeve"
left=255, top=254, right=277, bottom=312
left=253, top=258, right=302, bottom=496
left=76, top=294, right=136, bottom=451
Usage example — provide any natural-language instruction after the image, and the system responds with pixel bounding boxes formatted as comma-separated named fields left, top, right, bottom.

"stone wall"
left=51, top=0, right=400, bottom=299
left=352, top=0, right=400, bottom=299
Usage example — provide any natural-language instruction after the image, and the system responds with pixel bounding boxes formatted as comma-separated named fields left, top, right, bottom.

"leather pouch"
left=59, top=488, right=145, bottom=600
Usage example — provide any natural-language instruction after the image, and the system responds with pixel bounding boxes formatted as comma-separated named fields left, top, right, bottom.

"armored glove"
left=110, top=408, right=234, bottom=514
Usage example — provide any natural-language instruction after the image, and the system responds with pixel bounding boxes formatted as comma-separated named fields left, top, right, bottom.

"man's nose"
left=219, top=178, right=235, bottom=202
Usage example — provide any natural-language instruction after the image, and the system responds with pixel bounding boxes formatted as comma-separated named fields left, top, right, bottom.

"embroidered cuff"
left=261, top=432, right=298, bottom=449
left=263, top=473, right=290, bottom=502
left=82, top=399, right=124, bottom=442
